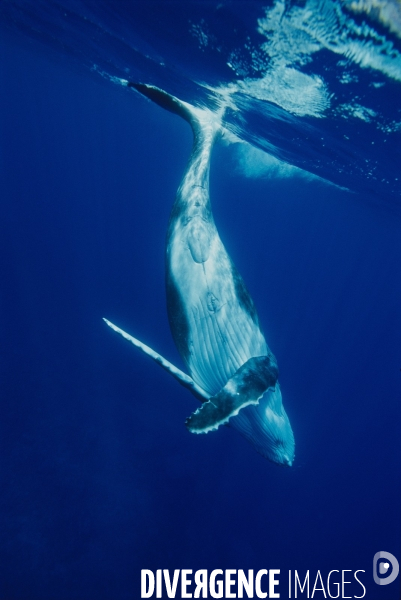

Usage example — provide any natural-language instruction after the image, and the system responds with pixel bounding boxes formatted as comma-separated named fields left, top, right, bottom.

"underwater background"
left=0, top=2, right=400, bottom=599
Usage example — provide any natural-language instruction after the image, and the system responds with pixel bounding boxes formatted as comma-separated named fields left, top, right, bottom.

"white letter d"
left=141, top=570, right=155, bottom=598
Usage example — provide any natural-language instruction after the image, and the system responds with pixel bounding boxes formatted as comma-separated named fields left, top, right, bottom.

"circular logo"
left=373, top=552, right=399, bottom=586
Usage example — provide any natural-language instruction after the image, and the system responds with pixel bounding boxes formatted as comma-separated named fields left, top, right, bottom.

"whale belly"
left=167, top=220, right=267, bottom=396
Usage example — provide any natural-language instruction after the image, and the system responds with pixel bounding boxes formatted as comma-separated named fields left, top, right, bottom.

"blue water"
left=0, top=3, right=400, bottom=600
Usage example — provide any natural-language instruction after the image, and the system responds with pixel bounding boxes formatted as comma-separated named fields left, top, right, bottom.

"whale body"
left=105, top=84, right=295, bottom=466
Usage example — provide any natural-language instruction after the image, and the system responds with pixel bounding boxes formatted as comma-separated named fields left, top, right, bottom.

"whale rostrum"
left=104, top=83, right=295, bottom=466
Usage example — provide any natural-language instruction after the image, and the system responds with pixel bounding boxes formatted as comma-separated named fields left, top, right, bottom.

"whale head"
left=229, top=384, right=295, bottom=466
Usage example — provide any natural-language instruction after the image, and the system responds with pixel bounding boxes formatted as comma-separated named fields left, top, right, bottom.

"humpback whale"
left=104, top=83, right=295, bottom=466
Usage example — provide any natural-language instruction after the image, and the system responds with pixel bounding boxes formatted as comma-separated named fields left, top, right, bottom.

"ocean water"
left=0, top=2, right=400, bottom=600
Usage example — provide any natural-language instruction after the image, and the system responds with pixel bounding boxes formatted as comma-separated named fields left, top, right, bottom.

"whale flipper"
left=186, top=355, right=279, bottom=433
left=103, top=318, right=208, bottom=400
left=104, top=319, right=280, bottom=434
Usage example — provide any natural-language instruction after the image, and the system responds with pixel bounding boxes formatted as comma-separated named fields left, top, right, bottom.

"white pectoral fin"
left=103, top=318, right=208, bottom=400
left=186, top=354, right=279, bottom=434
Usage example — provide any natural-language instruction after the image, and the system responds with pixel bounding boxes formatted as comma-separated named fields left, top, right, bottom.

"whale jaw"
left=229, top=384, right=295, bottom=467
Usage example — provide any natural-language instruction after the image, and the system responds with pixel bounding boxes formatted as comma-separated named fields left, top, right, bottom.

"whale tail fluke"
left=128, top=82, right=223, bottom=141
left=128, top=83, right=198, bottom=131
